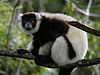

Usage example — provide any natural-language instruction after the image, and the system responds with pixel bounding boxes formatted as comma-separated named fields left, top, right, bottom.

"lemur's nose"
left=25, top=22, right=32, bottom=30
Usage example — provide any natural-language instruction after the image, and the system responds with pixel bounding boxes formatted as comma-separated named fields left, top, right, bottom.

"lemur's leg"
left=39, top=41, right=53, bottom=56
left=35, top=41, right=55, bottom=65
left=17, top=40, right=55, bottom=65
left=51, top=35, right=76, bottom=66
left=51, top=36, right=68, bottom=66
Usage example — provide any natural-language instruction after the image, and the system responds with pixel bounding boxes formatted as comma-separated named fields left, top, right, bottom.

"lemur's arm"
left=16, top=41, right=34, bottom=55
left=29, top=41, right=55, bottom=65
left=27, top=40, right=38, bottom=55
left=27, top=40, right=54, bottom=64
left=17, top=40, right=39, bottom=55
left=27, top=41, right=34, bottom=52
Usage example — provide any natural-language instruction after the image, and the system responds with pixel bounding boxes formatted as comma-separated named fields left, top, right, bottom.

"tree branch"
left=0, top=0, right=100, bottom=70
left=71, top=2, right=100, bottom=17
left=0, top=21, right=100, bottom=69
left=5, top=0, right=19, bottom=75
left=0, top=50, right=35, bottom=60
left=0, top=50, right=100, bottom=69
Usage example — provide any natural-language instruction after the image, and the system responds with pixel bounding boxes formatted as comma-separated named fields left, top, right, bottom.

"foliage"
left=0, top=0, right=100, bottom=75
left=0, top=0, right=46, bottom=75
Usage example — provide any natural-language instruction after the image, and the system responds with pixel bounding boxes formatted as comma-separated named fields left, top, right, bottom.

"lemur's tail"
left=59, top=68, right=74, bottom=75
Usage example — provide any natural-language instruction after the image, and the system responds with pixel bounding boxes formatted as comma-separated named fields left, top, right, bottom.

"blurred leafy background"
left=0, top=0, right=100, bottom=75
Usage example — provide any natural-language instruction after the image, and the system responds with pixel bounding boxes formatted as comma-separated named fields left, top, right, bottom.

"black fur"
left=17, top=49, right=29, bottom=54
left=59, top=68, right=73, bottom=75
left=63, top=35, right=76, bottom=59
left=20, top=14, right=71, bottom=65
left=22, top=14, right=36, bottom=30
left=32, top=16, right=69, bottom=55
left=34, top=55, right=55, bottom=65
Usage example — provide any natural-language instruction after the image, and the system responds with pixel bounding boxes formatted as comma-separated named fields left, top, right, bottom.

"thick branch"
left=0, top=50, right=35, bottom=60
left=67, top=21, right=100, bottom=37
left=0, top=50, right=100, bottom=69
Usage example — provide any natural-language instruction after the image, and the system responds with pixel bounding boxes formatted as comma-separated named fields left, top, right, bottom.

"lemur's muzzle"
left=25, top=22, right=32, bottom=30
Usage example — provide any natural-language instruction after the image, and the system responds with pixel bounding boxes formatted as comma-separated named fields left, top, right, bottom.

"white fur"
left=51, top=26, right=88, bottom=66
left=39, top=12, right=77, bottom=22
left=31, top=13, right=42, bottom=33
left=38, top=12, right=88, bottom=66
left=66, top=26, right=88, bottom=60
left=51, top=36, right=69, bottom=65
left=39, top=42, right=53, bottom=55
left=18, top=13, right=23, bottom=21
left=18, top=13, right=42, bottom=35
left=27, top=41, right=34, bottom=52
left=18, top=12, right=88, bottom=66
left=18, top=12, right=76, bottom=35
left=18, top=13, right=32, bottom=36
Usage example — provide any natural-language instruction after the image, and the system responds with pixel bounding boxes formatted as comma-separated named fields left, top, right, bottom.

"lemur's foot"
left=35, top=55, right=54, bottom=66
left=17, top=49, right=29, bottom=55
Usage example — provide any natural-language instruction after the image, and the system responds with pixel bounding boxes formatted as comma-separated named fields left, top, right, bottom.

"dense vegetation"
left=0, top=0, right=100, bottom=75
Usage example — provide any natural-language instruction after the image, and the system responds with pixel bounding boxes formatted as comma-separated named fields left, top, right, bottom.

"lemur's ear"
left=35, top=13, right=42, bottom=20
left=18, top=13, right=23, bottom=21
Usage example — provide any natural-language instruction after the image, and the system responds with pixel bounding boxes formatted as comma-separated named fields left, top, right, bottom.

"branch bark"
left=1, top=0, right=100, bottom=70
left=5, top=0, right=19, bottom=75
left=0, top=50, right=35, bottom=60
left=1, top=50, right=100, bottom=69
left=0, top=21, right=100, bottom=69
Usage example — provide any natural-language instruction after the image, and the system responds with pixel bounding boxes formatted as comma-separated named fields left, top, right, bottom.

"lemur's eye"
left=31, top=21, right=34, bottom=23
left=23, top=20, right=26, bottom=23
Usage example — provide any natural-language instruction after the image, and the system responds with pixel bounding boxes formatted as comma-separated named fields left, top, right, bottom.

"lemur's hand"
left=17, top=49, right=29, bottom=55
left=35, top=55, right=55, bottom=66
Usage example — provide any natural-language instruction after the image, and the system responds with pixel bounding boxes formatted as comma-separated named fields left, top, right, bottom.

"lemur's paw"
left=17, top=49, right=29, bottom=55
left=35, top=55, right=54, bottom=66
left=35, top=56, right=48, bottom=65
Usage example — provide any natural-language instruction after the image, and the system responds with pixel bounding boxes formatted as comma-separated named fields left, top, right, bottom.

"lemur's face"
left=18, top=12, right=42, bottom=35
left=22, top=14, right=36, bottom=31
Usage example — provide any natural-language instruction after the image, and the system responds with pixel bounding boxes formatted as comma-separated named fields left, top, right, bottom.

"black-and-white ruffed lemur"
left=18, top=12, right=88, bottom=75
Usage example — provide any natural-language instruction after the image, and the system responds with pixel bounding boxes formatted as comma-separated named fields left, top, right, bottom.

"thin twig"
left=86, top=0, right=92, bottom=23
left=16, top=60, right=23, bottom=75
left=86, top=0, right=92, bottom=16
left=93, top=65, right=100, bottom=75
left=25, top=0, right=33, bottom=11
left=71, top=2, right=100, bottom=17
left=6, top=0, right=19, bottom=50
left=39, top=0, right=45, bottom=12
left=5, top=0, right=19, bottom=75
left=15, top=1, right=24, bottom=75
